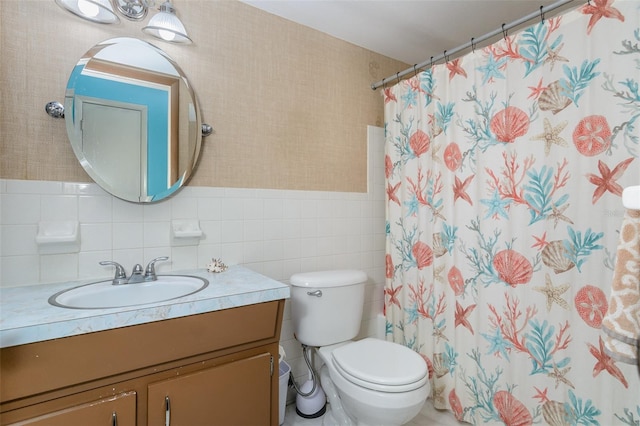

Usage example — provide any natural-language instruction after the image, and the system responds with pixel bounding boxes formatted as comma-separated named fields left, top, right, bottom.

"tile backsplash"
left=0, top=126, right=386, bottom=386
left=1, top=180, right=384, bottom=288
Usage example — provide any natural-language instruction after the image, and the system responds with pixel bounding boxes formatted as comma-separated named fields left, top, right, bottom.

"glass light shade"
left=55, top=0, right=120, bottom=24
left=142, top=1, right=192, bottom=44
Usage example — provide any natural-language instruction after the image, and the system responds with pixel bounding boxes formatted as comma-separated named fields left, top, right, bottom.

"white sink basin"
left=49, top=275, right=209, bottom=309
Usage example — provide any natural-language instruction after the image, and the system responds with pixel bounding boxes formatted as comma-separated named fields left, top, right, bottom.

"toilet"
left=290, top=270, right=429, bottom=426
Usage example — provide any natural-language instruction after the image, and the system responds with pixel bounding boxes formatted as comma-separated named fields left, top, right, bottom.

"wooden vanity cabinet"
left=8, top=392, right=137, bottom=426
left=0, top=300, right=285, bottom=426
left=148, top=353, right=272, bottom=425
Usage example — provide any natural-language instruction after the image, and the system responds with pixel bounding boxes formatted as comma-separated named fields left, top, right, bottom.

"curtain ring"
left=396, top=72, right=400, bottom=84
left=430, top=56, right=434, bottom=68
left=502, top=23, right=508, bottom=39
left=382, top=77, right=386, bottom=89
left=444, top=50, right=450, bottom=63
left=471, top=37, right=476, bottom=53
left=539, top=5, right=545, bottom=24
left=413, top=64, right=418, bottom=77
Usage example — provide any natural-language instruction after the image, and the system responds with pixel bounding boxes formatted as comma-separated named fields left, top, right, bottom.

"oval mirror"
left=64, top=37, right=203, bottom=203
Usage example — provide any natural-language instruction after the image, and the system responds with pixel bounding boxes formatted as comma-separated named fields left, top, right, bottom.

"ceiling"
left=239, top=0, right=580, bottom=66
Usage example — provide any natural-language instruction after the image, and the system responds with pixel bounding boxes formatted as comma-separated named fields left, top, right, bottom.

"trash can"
left=279, top=360, right=291, bottom=425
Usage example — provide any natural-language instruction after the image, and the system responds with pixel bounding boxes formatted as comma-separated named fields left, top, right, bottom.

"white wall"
left=0, top=126, right=386, bottom=394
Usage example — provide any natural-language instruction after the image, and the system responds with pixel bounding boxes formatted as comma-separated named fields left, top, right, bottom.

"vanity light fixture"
left=142, top=1, right=192, bottom=44
left=54, top=0, right=192, bottom=44
left=54, top=0, right=120, bottom=24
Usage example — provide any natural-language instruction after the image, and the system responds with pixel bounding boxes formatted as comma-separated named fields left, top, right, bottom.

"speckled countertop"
left=0, top=266, right=290, bottom=348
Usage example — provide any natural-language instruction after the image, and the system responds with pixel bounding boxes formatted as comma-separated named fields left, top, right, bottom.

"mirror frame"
left=64, top=37, right=203, bottom=203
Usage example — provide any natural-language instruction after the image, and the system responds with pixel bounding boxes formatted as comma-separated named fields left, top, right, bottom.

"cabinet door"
left=10, top=392, right=136, bottom=426
left=148, top=353, right=272, bottom=426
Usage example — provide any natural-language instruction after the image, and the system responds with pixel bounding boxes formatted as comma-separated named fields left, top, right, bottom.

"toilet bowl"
left=318, top=339, right=429, bottom=426
left=289, top=270, right=429, bottom=426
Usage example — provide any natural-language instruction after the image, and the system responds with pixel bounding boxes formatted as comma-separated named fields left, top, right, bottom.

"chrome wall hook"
left=45, top=101, right=65, bottom=118
left=201, top=123, right=213, bottom=137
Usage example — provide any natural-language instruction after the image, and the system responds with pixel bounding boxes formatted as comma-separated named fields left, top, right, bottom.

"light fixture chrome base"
left=114, top=0, right=153, bottom=21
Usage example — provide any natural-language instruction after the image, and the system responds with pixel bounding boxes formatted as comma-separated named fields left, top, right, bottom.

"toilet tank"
left=290, top=270, right=367, bottom=347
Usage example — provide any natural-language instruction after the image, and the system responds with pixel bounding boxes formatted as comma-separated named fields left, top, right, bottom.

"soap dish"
left=36, top=221, right=79, bottom=245
left=36, top=221, right=80, bottom=254
left=171, top=219, right=203, bottom=239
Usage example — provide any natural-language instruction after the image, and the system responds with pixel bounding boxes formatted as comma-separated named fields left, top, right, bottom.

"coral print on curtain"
left=384, top=1, right=639, bottom=425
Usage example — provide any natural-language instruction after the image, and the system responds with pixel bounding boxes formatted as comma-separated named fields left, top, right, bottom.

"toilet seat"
left=331, top=338, right=428, bottom=393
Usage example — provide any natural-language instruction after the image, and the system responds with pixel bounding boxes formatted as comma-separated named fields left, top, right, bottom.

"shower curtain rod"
left=371, top=0, right=577, bottom=90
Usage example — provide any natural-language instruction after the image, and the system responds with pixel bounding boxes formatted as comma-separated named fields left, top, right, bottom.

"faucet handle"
left=145, top=256, right=169, bottom=281
left=99, top=261, right=127, bottom=285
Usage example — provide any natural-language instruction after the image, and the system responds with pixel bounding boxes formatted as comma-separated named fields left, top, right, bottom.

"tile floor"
left=282, top=398, right=458, bottom=426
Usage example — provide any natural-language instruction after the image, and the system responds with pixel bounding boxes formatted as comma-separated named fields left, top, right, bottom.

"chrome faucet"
left=100, top=257, right=169, bottom=285
left=144, top=256, right=169, bottom=281
left=127, top=263, right=145, bottom=283
left=99, top=261, right=128, bottom=285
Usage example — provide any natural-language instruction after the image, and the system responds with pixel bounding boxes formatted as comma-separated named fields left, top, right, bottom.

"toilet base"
left=320, top=365, right=354, bottom=426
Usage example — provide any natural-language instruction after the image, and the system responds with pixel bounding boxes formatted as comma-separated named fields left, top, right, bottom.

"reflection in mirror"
left=65, top=37, right=203, bottom=203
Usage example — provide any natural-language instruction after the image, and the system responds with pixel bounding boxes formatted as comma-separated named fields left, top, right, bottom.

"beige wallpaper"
left=0, top=0, right=406, bottom=192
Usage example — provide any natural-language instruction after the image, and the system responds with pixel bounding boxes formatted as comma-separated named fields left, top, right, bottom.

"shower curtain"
left=384, top=1, right=639, bottom=424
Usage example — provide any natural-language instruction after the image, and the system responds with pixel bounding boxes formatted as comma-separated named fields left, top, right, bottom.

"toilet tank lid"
left=290, top=270, right=367, bottom=288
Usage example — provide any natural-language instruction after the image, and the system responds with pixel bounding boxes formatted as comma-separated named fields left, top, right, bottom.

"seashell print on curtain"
left=383, top=1, right=639, bottom=424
